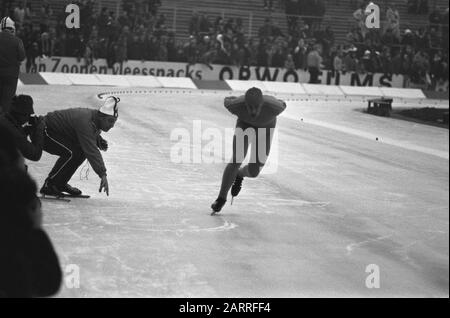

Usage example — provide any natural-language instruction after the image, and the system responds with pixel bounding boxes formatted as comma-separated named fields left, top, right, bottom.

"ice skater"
left=40, top=96, right=120, bottom=198
left=211, top=87, right=286, bottom=214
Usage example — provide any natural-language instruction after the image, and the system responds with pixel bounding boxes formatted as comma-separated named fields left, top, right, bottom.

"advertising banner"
left=23, top=57, right=404, bottom=88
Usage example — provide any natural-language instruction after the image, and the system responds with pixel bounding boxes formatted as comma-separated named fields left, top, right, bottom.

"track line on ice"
left=268, top=198, right=330, bottom=207
left=281, top=113, right=449, bottom=160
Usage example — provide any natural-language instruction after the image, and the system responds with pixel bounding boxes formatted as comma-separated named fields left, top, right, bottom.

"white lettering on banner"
left=218, top=65, right=402, bottom=87
left=324, top=71, right=401, bottom=87
left=22, top=57, right=404, bottom=88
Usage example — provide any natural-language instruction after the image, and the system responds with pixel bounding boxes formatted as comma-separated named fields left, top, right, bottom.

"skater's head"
left=245, top=87, right=263, bottom=119
left=0, top=16, right=15, bottom=34
left=98, top=96, right=119, bottom=132
left=10, top=95, right=35, bottom=125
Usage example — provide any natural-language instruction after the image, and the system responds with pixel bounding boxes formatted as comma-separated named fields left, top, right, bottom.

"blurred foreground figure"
left=0, top=126, right=62, bottom=298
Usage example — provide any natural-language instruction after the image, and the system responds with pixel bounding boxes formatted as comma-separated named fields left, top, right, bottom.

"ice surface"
left=18, top=85, right=449, bottom=297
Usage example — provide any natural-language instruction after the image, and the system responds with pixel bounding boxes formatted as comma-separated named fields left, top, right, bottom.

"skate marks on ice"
left=344, top=227, right=449, bottom=283
left=226, top=174, right=332, bottom=217
left=260, top=198, right=329, bottom=209
left=114, top=214, right=238, bottom=237
left=232, top=196, right=331, bottom=217
left=43, top=198, right=238, bottom=237
left=345, top=234, right=395, bottom=256
left=53, top=229, right=217, bottom=297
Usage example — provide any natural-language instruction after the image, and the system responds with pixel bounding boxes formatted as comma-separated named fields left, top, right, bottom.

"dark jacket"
left=0, top=228, right=62, bottom=298
left=224, top=95, right=287, bottom=128
left=0, top=32, right=26, bottom=78
left=44, top=108, right=107, bottom=177
left=0, top=113, right=44, bottom=161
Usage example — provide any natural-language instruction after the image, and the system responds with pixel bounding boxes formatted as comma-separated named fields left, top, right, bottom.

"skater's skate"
left=230, top=175, right=243, bottom=203
left=211, top=197, right=227, bottom=215
left=61, top=183, right=82, bottom=196
left=40, top=180, right=64, bottom=197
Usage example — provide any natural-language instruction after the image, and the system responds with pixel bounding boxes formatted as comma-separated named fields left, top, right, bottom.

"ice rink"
left=21, top=85, right=448, bottom=297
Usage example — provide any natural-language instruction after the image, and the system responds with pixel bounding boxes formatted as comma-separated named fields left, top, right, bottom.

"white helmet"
left=99, top=96, right=120, bottom=117
left=0, top=17, right=15, bottom=32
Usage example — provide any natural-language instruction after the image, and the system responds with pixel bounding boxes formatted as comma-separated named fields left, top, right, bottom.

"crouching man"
left=40, top=96, right=120, bottom=197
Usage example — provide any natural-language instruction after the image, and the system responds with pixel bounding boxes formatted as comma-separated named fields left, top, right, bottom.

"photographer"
left=0, top=94, right=44, bottom=162
left=0, top=17, right=25, bottom=114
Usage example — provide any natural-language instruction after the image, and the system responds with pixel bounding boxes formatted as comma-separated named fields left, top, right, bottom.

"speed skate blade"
left=40, top=195, right=71, bottom=202
left=63, top=194, right=90, bottom=199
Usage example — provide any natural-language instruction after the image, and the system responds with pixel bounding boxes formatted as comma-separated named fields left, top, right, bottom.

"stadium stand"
left=1, top=0, right=448, bottom=91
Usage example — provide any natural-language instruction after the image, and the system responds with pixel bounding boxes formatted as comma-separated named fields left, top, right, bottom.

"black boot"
left=211, top=197, right=227, bottom=214
left=40, top=180, right=64, bottom=197
left=61, top=183, right=82, bottom=196
left=230, top=175, right=243, bottom=199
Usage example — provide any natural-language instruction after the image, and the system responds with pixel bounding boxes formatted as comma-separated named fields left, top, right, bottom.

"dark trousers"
left=233, top=119, right=275, bottom=176
left=43, top=128, right=86, bottom=187
left=0, top=75, right=18, bottom=115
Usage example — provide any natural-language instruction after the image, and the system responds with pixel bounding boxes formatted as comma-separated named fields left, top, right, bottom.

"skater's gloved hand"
left=97, top=136, right=108, bottom=151
left=99, top=174, right=109, bottom=196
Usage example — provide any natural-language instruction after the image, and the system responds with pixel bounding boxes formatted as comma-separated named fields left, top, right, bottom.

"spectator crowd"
left=347, top=0, right=448, bottom=88
left=1, top=0, right=448, bottom=89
